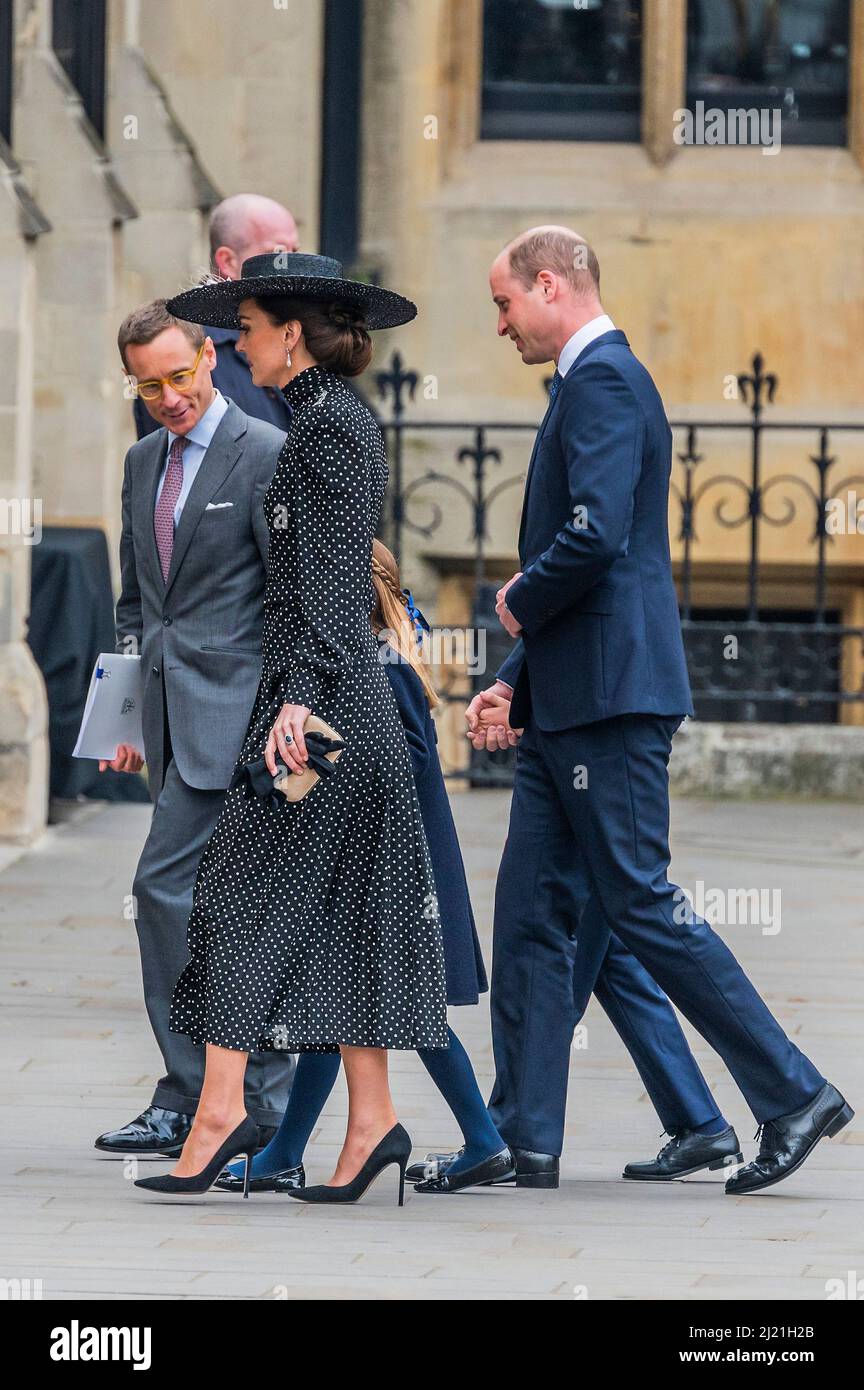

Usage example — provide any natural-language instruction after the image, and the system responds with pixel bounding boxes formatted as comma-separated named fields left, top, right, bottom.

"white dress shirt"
left=156, top=389, right=229, bottom=526
left=556, top=313, right=616, bottom=379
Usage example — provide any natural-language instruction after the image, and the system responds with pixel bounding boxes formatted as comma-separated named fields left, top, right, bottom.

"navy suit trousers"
left=488, top=713, right=824, bottom=1155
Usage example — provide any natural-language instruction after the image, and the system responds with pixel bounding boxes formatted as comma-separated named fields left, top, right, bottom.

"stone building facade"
left=1, top=0, right=863, bottom=838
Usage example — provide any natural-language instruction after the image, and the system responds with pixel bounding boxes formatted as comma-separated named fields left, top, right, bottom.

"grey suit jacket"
left=115, top=397, right=286, bottom=800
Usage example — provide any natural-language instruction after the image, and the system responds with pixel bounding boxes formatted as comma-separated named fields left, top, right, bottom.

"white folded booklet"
left=72, top=653, right=145, bottom=760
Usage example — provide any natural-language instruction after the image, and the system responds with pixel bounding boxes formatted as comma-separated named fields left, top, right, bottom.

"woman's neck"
left=277, top=346, right=319, bottom=391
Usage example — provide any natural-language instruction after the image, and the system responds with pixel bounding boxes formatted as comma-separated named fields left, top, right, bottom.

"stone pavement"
left=0, top=790, right=861, bottom=1301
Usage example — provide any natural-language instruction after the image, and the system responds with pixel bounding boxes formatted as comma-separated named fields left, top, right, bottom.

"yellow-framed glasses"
left=131, top=341, right=207, bottom=401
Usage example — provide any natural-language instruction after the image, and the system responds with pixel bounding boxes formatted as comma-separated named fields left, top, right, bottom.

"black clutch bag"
left=230, top=714, right=347, bottom=808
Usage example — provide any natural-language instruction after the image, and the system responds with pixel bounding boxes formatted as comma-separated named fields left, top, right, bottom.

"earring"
left=285, top=346, right=292, bottom=367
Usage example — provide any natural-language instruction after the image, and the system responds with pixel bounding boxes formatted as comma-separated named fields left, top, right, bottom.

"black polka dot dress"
left=169, top=364, right=449, bottom=1053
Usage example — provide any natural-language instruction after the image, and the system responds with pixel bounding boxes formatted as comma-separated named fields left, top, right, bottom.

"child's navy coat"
left=384, top=648, right=488, bottom=1005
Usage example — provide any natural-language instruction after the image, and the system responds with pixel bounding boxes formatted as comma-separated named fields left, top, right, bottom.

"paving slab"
left=0, top=790, right=861, bottom=1300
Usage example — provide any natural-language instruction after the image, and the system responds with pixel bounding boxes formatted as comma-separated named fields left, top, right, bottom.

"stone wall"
left=2, top=0, right=862, bottom=839
left=129, top=0, right=324, bottom=249
left=671, top=721, right=864, bottom=801
left=0, top=139, right=49, bottom=840
left=360, top=0, right=864, bottom=674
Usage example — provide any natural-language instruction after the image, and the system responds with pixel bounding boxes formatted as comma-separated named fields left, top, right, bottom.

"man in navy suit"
left=465, top=226, right=851, bottom=1195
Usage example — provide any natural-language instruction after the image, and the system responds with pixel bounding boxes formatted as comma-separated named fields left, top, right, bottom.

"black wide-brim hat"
left=166, top=253, right=416, bottom=331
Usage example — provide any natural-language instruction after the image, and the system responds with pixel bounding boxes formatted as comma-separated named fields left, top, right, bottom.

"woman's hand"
left=265, top=702, right=311, bottom=777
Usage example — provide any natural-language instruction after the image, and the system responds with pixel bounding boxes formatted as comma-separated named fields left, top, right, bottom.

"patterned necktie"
left=154, top=436, right=186, bottom=583
left=548, top=368, right=564, bottom=403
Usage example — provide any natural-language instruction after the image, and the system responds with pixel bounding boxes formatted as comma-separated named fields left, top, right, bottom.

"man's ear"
left=213, top=245, right=237, bottom=279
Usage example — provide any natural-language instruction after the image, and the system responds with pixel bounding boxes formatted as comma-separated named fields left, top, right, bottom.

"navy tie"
left=548, top=369, right=563, bottom=403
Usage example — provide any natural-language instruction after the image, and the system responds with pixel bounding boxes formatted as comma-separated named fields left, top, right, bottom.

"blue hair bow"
left=401, top=587, right=431, bottom=647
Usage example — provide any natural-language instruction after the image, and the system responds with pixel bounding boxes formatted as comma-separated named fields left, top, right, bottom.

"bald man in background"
left=134, top=194, right=299, bottom=438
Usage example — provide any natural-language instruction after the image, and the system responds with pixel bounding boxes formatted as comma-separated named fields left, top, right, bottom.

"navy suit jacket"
left=496, top=330, right=694, bottom=731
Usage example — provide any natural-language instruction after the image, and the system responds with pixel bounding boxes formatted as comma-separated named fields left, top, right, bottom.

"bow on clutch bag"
left=229, top=713, right=347, bottom=807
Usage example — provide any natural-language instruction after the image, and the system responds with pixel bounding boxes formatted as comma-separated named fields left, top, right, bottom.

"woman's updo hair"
left=255, top=295, right=373, bottom=377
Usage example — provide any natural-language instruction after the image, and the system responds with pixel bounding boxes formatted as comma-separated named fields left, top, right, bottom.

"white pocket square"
left=205, top=501, right=234, bottom=510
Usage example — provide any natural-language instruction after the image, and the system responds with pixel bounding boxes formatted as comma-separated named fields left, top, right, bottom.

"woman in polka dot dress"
left=134, top=253, right=448, bottom=1203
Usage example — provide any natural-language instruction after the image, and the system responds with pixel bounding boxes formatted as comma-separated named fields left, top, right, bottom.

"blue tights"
left=232, top=1026, right=504, bottom=1181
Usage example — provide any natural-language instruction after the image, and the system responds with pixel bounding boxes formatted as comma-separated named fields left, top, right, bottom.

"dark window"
left=320, top=0, right=363, bottom=267
left=52, top=0, right=106, bottom=140
left=686, top=0, right=850, bottom=147
left=481, top=0, right=643, bottom=142
left=683, top=608, right=842, bottom=723
left=0, top=0, right=12, bottom=146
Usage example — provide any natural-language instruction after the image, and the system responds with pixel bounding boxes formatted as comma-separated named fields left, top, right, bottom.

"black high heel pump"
left=134, top=1116, right=260, bottom=1197
left=285, top=1123, right=412, bottom=1206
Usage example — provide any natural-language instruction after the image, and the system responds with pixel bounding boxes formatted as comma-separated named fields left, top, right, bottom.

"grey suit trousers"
left=132, top=690, right=295, bottom=1122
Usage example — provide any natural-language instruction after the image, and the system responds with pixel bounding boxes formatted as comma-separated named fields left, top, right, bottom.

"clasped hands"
left=465, top=571, right=525, bottom=750
left=465, top=682, right=523, bottom=751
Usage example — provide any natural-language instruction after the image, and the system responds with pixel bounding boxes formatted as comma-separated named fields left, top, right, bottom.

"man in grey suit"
left=95, top=300, right=295, bottom=1156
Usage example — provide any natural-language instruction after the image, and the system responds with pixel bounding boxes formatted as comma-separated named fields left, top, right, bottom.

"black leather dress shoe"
left=511, top=1148, right=559, bottom=1188
left=725, top=1082, right=854, bottom=1195
left=623, top=1125, right=743, bottom=1181
left=94, top=1106, right=193, bottom=1156
left=414, top=1147, right=515, bottom=1193
left=406, top=1148, right=464, bottom=1184
left=407, top=1145, right=558, bottom=1188
left=273, top=1165, right=306, bottom=1192
left=214, top=1162, right=305, bottom=1193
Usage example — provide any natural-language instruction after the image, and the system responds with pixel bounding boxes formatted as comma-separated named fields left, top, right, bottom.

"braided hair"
left=370, top=539, right=438, bottom=708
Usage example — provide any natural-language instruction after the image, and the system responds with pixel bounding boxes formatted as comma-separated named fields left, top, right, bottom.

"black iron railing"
left=375, top=351, right=864, bottom=777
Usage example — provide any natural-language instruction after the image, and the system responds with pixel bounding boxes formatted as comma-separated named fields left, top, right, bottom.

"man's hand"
left=465, top=683, right=523, bottom=752
left=98, top=744, right=144, bottom=774
left=496, top=572, right=524, bottom=638
left=265, top=702, right=311, bottom=777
